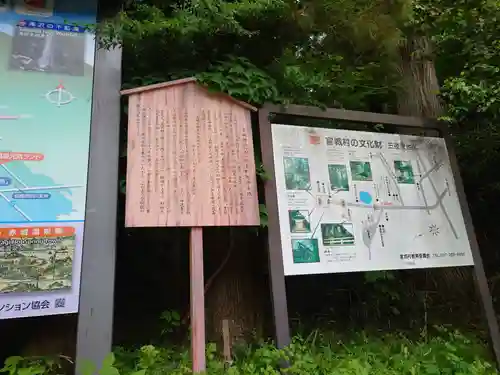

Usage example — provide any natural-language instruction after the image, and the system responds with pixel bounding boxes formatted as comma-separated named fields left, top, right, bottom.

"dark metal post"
left=258, top=107, right=291, bottom=349
left=441, top=131, right=500, bottom=368
left=75, top=44, right=122, bottom=372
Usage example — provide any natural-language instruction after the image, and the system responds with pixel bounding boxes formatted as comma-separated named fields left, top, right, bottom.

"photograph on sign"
left=13, top=0, right=54, bottom=17
left=0, top=226, right=75, bottom=293
left=271, top=124, right=474, bottom=276
left=9, top=19, right=86, bottom=75
left=0, top=0, right=8, bottom=12
left=0, top=3, right=96, bottom=319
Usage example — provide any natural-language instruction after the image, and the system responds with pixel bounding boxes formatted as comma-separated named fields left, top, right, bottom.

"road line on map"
left=378, top=153, right=405, bottom=205
left=1, top=164, right=28, bottom=188
left=310, top=211, right=325, bottom=239
left=416, top=152, right=458, bottom=239
left=415, top=158, right=431, bottom=214
left=345, top=189, right=447, bottom=210
left=0, top=184, right=83, bottom=193
left=417, top=161, right=443, bottom=184
left=362, top=208, right=384, bottom=259
left=0, top=192, right=32, bottom=221
left=305, top=189, right=317, bottom=217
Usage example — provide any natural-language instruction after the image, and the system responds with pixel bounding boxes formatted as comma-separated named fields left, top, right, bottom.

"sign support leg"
left=258, top=108, right=292, bottom=350
left=75, top=45, right=122, bottom=373
left=442, top=133, right=500, bottom=369
left=190, top=227, right=206, bottom=373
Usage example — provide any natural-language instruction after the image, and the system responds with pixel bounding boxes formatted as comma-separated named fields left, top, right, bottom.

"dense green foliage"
left=106, top=0, right=500, bottom=309
left=106, top=0, right=500, bottom=217
left=424, top=0, right=500, bottom=213
left=2, top=328, right=498, bottom=374
left=112, top=329, right=498, bottom=375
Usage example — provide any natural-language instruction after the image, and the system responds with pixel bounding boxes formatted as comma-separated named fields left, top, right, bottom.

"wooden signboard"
left=121, top=77, right=260, bottom=373
left=121, top=77, right=260, bottom=228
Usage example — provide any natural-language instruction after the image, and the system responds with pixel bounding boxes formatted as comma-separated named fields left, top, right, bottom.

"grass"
left=109, top=327, right=498, bottom=375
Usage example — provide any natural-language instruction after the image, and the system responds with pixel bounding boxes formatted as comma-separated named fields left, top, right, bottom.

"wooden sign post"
left=121, top=77, right=260, bottom=372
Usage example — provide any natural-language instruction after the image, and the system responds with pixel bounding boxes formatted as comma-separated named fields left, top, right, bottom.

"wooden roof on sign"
left=120, top=77, right=258, bottom=112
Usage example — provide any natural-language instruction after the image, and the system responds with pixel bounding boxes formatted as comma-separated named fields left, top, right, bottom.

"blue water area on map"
left=0, top=161, right=73, bottom=222
left=359, top=191, right=373, bottom=205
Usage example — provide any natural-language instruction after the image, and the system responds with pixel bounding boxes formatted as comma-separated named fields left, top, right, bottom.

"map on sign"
left=0, top=149, right=84, bottom=222
left=0, top=18, right=94, bottom=224
left=0, top=0, right=96, bottom=319
left=271, top=124, right=474, bottom=276
left=0, top=226, right=75, bottom=293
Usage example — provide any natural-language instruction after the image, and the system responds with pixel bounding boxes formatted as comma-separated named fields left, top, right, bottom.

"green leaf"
left=78, top=360, right=96, bottom=375
left=99, top=366, right=120, bottom=375
left=101, top=353, right=116, bottom=369
left=18, top=369, right=34, bottom=375
left=3, top=357, right=22, bottom=367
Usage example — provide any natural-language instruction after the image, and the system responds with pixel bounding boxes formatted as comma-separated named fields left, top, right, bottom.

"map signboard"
left=271, top=124, right=474, bottom=276
left=0, top=0, right=96, bottom=319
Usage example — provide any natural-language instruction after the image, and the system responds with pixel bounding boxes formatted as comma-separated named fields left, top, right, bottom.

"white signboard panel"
left=271, top=124, right=474, bottom=276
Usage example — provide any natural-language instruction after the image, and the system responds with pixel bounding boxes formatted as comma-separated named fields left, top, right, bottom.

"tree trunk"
left=204, top=228, right=265, bottom=349
left=397, top=33, right=472, bottom=296
left=397, top=35, right=442, bottom=118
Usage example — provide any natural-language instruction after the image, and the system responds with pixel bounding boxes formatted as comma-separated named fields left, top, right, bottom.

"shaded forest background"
left=2, top=0, right=500, bottom=363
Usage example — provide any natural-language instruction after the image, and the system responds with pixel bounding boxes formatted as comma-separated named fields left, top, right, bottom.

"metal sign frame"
left=258, top=103, right=500, bottom=367
left=75, top=42, right=122, bottom=372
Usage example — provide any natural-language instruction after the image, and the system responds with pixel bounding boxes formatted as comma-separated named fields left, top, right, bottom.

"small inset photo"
left=328, top=164, right=349, bottom=191
left=13, top=0, right=54, bottom=17
left=288, top=210, right=311, bottom=233
left=291, top=239, right=320, bottom=264
left=321, top=223, right=355, bottom=246
left=9, top=26, right=86, bottom=75
left=0, top=0, right=9, bottom=12
left=349, top=161, right=373, bottom=181
left=394, top=160, right=415, bottom=184
left=283, top=157, right=311, bottom=191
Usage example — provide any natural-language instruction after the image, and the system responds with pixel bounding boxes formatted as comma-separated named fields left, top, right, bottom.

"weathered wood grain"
left=124, top=80, right=260, bottom=227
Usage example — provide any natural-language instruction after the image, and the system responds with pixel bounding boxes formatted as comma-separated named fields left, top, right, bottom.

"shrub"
left=2, top=327, right=497, bottom=375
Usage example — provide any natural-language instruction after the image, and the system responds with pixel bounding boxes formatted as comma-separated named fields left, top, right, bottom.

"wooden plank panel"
left=190, top=227, right=206, bottom=372
left=125, top=82, right=260, bottom=227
